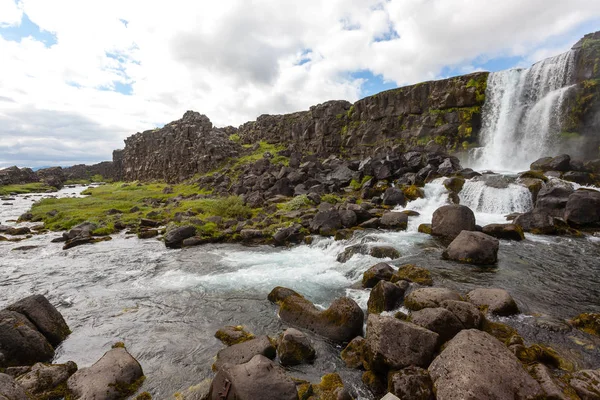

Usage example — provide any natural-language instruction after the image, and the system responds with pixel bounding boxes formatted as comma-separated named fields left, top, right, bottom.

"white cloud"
left=0, top=0, right=599, bottom=168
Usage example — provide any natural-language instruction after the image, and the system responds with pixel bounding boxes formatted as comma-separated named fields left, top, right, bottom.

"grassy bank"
left=0, top=182, right=55, bottom=196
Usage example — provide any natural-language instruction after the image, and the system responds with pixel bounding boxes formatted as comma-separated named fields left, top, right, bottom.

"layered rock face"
left=237, top=73, right=488, bottom=158
left=0, top=166, right=38, bottom=185
left=120, top=111, right=241, bottom=183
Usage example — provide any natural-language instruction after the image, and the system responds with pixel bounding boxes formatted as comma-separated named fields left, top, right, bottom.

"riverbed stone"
left=569, top=369, right=600, bottom=400
left=0, top=310, right=54, bottom=367
left=67, top=346, right=144, bottom=400
left=482, top=223, right=525, bottom=241
left=16, top=361, right=77, bottom=397
left=364, top=314, right=439, bottom=372
left=529, top=363, right=569, bottom=400
left=570, top=313, right=600, bottom=336
left=277, top=328, right=315, bottom=366
left=410, top=307, right=464, bottom=343
left=431, top=204, right=476, bottom=240
left=214, top=326, right=255, bottom=346
left=564, top=189, right=600, bottom=227
left=404, top=287, right=462, bottom=311
left=388, top=366, right=434, bottom=400
left=309, top=209, right=342, bottom=236
left=514, top=209, right=567, bottom=234
left=442, top=230, right=499, bottom=265
left=0, top=373, right=28, bottom=400
left=362, top=262, right=394, bottom=288
left=209, top=355, right=297, bottom=400
left=379, top=212, right=408, bottom=230
left=6, top=294, right=70, bottom=346
left=213, top=335, right=276, bottom=371
left=439, top=300, right=483, bottom=329
left=428, top=329, right=544, bottom=400
left=369, top=245, right=400, bottom=259
left=367, top=281, right=406, bottom=314
left=382, top=187, right=406, bottom=207
left=391, top=264, right=433, bottom=286
left=341, top=336, right=365, bottom=369
left=268, top=287, right=363, bottom=342
left=164, top=225, right=196, bottom=248
left=467, top=288, right=520, bottom=316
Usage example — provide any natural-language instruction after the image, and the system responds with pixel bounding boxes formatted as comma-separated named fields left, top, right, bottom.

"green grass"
left=279, top=194, right=312, bottom=211
left=235, top=141, right=287, bottom=168
left=0, top=182, right=54, bottom=196
left=28, top=182, right=249, bottom=233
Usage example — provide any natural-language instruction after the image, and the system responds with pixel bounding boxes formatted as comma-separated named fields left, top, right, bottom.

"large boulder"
left=442, top=231, right=499, bottom=265
left=277, top=328, right=315, bottom=366
left=410, top=307, right=464, bottom=343
left=382, top=188, right=406, bottom=207
left=0, top=310, right=54, bottom=367
left=6, top=294, right=70, bottom=346
left=165, top=226, right=196, bottom=248
left=364, top=314, right=438, bottom=372
left=514, top=209, right=567, bottom=235
left=439, top=300, right=483, bottom=329
left=209, top=355, right=298, bottom=400
left=67, top=346, right=144, bottom=400
left=535, top=186, right=574, bottom=218
left=309, top=210, right=342, bottom=236
left=569, top=369, right=600, bottom=400
left=388, top=366, right=435, bottom=400
left=367, top=281, right=407, bottom=314
left=16, top=361, right=77, bottom=397
left=362, top=262, right=394, bottom=288
left=404, top=287, right=462, bottom=311
left=213, top=335, right=276, bottom=371
left=268, top=287, right=363, bottom=342
left=431, top=205, right=476, bottom=240
left=0, top=373, right=29, bottom=400
left=379, top=212, right=408, bottom=230
left=482, top=223, right=524, bottom=241
left=428, top=329, right=544, bottom=400
left=564, top=189, right=600, bottom=227
left=466, top=288, right=519, bottom=316
left=341, top=336, right=365, bottom=369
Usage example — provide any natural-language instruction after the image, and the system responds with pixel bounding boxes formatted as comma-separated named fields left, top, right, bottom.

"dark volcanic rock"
left=309, top=209, right=342, bottom=236
left=164, top=225, right=196, bottom=248
left=0, top=310, right=54, bottom=367
left=482, top=223, right=524, bottom=241
left=367, top=280, right=406, bottom=314
left=362, top=262, right=394, bottom=288
left=442, top=230, right=499, bottom=265
left=431, top=205, right=476, bottom=240
left=564, top=189, right=600, bottom=227
left=382, top=187, right=406, bottom=207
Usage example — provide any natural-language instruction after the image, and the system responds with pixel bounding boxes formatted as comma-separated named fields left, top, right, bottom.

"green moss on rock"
left=391, top=264, right=433, bottom=286
left=570, top=313, right=600, bottom=336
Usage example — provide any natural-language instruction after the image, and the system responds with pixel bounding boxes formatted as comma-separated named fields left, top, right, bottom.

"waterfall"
left=459, top=178, right=533, bottom=215
left=470, top=50, right=576, bottom=172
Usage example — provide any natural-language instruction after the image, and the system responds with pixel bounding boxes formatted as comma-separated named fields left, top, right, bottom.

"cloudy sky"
left=1, top=0, right=599, bottom=168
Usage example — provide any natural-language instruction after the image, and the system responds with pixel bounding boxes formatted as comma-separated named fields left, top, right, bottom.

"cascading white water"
left=459, top=179, right=533, bottom=215
left=470, top=50, right=576, bottom=172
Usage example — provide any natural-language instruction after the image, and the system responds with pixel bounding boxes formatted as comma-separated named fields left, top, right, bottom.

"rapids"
left=1, top=180, right=599, bottom=398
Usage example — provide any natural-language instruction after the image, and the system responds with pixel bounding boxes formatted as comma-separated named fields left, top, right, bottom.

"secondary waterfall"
left=470, top=50, right=576, bottom=172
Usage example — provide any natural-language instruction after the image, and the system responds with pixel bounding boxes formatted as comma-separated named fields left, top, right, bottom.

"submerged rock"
left=214, top=325, right=255, bottom=346
left=428, top=329, right=543, bottom=400
left=67, top=345, right=144, bottom=400
left=442, top=230, right=499, bottom=265
left=391, top=264, right=433, bottom=286
left=431, top=205, right=476, bottom=240
left=570, top=313, right=600, bottom=336
left=209, top=355, right=297, bottom=400
left=467, top=288, right=519, bottom=316
left=268, top=287, right=363, bottom=342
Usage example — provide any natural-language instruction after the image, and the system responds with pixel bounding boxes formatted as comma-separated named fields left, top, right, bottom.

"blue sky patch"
left=0, top=12, right=57, bottom=47
left=351, top=70, right=397, bottom=98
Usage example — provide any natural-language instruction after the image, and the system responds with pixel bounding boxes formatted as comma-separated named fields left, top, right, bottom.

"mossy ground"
left=0, top=182, right=55, bottom=196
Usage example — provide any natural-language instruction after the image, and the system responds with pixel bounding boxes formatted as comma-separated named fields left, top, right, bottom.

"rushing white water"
left=460, top=178, right=533, bottom=222
left=470, top=50, right=576, bottom=172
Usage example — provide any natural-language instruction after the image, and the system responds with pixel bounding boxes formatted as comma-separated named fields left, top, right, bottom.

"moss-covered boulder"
left=402, top=185, right=425, bottom=201
left=340, top=336, right=365, bottom=369
left=570, top=313, right=600, bottom=336
left=443, top=177, right=465, bottom=194
left=367, top=281, right=407, bottom=314
left=518, top=170, right=548, bottom=182
left=277, top=328, right=315, bottom=366
left=388, top=366, right=434, bottom=400
left=362, top=262, right=394, bottom=288
left=481, top=223, right=524, bottom=241
left=268, top=287, right=363, bottom=343
left=298, top=373, right=352, bottom=400
left=369, top=245, right=401, bottom=260
left=418, top=223, right=432, bottom=234
left=391, top=264, right=433, bottom=286
left=214, top=325, right=255, bottom=346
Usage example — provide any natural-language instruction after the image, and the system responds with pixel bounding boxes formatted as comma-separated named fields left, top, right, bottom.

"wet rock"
left=382, top=187, right=406, bottom=207
left=65, top=221, right=97, bottom=239
left=563, top=171, right=594, bottom=185
left=391, top=264, right=433, bottom=286
left=214, top=326, right=255, bottom=346
left=404, top=287, right=462, bottom=311
left=439, top=300, right=483, bottom=329
left=379, top=212, right=408, bottom=230
left=367, top=281, right=406, bottom=314
left=564, top=189, right=600, bottom=227
left=165, top=225, right=196, bottom=248
left=213, top=335, right=276, bottom=371
left=570, top=313, right=600, bottom=336
left=140, top=218, right=160, bottom=227
left=442, top=230, right=499, bottom=265
left=362, top=262, right=394, bottom=288
left=514, top=209, right=568, bottom=235
left=67, top=346, right=144, bottom=400
left=466, top=288, right=519, bottom=316
left=531, top=156, right=553, bottom=171
left=431, top=205, right=476, bottom=240
left=369, top=245, right=400, bottom=259
left=362, top=370, right=387, bottom=397
left=268, top=287, right=363, bottom=342
left=529, top=363, right=570, bottom=400
left=209, top=355, right=297, bottom=400
left=443, top=177, right=465, bottom=194
left=535, top=186, right=574, bottom=218
left=428, top=329, right=543, bottom=400
left=359, top=217, right=380, bottom=229
left=5, top=226, right=30, bottom=235
left=418, top=223, right=432, bottom=234
left=388, top=366, right=434, bottom=400
left=277, top=328, right=315, bottom=366
left=138, top=229, right=159, bottom=239
left=339, top=209, right=357, bottom=228
left=6, top=294, right=70, bottom=347
left=569, top=369, right=600, bottom=400
left=340, top=337, right=365, bottom=369
left=0, top=310, right=54, bottom=367
left=0, top=373, right=29, bottom=400
left=337, top=244, right=368, bottom=263
left=410, top=307, right=464, bottom=343
left=309, top=209, right=342, bottom=236
left=299, top=373, right=352, bottom=400
left=364, top=314, right=438, bottom=372
left=16, top=361, right=77, bottom=397
left=482, top=223, right=525, bottom=241
left=273, top=224, right=305, bottom=246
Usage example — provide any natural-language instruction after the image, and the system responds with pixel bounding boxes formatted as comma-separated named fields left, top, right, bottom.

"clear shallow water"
left=1, top=180, right=599, bottom=397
